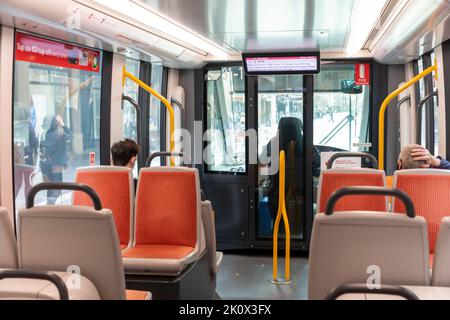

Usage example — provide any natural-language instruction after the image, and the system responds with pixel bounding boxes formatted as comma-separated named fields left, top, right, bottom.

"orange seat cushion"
left=394, top=174, right=450, bottom=253
left=126, top=290, right=150, bottom=300
left=120, top=244, right=128, bottom=250
left=74, top=170, right=132, bottom=247
left=319, top=172, right=386, bottom=212
left=122, top=245, right=195, bottom=259
left=135, top=171, right=197, bottom=247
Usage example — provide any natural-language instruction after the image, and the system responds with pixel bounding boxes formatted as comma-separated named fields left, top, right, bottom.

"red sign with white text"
left=15, top=32, right=100, bottom=73
left=355, top=63, right=370, bottom=85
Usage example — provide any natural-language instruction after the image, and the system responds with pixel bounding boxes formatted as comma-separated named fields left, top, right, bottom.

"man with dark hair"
left=111, top=139, right=140, bottom=169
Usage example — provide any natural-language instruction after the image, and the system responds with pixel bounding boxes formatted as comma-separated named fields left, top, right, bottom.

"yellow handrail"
left=378, top=62, right=438, bottom=170
left=122, top=66, right=175, bottom=166
left=272, top=150, right=291, bottom=283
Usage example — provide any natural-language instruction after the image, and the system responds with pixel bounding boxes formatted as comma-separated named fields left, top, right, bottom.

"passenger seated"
left=111, top=139, right=140, bottom=190
left=396, top=144, right=428, bottom=170
left=396, top=144, right=450, bottom=170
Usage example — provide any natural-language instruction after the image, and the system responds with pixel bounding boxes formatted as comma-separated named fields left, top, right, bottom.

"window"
left=122, top=58, right=140, bottom=177
left=122, top=58, right=140, bottom=142
left=204, top=66, right=246, bottom=173
left=415, top=54, right=439, bottom=154
left=431, top=52, right=439, bottom=155
left=313, top=63, right=371, bottom=152
left=417, top=58, right=427, bottom=146
left=149, top=64, right=163, bottom=165
left=13, top=32, right=102, bottom=210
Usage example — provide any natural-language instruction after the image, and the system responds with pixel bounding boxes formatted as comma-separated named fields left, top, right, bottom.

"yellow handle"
left=378, top=63, right=437, bottom=170
left=272, top=150, right=291, bottom=282
left=122, top=66, right=175, bottom=166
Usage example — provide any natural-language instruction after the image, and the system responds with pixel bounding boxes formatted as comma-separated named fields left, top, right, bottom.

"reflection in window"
left=204, top=66, right=246, bottom=173
left=13, top=40, right=102, bottom=211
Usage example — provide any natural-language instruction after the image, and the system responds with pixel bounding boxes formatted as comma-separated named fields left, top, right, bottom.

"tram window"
left=149, top=64, right=163, bottom=165
left=123, top=58, right=140, bottom=177
left=417, top=57, right=427, bottom=147
left=13, top=32, right=102, bottom=210
left=313, top=64, right=371, bottom=152
left=204, top=66, right=246, bottom=173
left=123, top=58, right=140, bottom=141
left=431, top=52, right=439, bottom=155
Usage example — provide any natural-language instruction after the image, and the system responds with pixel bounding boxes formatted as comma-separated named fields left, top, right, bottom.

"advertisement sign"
left=355, top=63, right=370, bottom=85
left=16, top=32, right=100, bottom=72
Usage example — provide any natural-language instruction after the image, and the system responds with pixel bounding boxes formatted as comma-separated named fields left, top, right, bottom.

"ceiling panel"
left=141, top=0, right=355, bottom=52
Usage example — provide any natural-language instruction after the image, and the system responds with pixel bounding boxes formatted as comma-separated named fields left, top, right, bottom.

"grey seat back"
left=0, top=208, right=17, bottom=269
left=18, top=206, right=126, bottom=300
left=308, top=212, right=430, bottom=300
left=432, top=217, right=450, bottom=286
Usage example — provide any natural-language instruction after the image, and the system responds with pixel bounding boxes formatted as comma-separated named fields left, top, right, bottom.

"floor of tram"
left=215, top=253, right=309, bottom=300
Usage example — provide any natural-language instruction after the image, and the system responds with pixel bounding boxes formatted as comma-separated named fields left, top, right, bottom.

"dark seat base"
left=125, top=251, right=216, bottom=300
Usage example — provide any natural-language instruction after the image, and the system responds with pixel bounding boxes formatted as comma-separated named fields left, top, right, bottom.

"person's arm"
left=437, top=157, right=450, bottom=170
left=410, top=147, right=440, bottom=168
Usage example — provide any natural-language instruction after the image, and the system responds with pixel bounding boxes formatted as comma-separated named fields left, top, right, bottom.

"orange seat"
left=393, top=169, right=450, bottom=256
left=74, top=167, right=134, bottom=249
left=123, top=245, right=194, bottom=259
left=126, top=289, right=151, bottom=300
left=317, top=168, right=387, bottom=213
left=123, top=167, right=203, bottom=276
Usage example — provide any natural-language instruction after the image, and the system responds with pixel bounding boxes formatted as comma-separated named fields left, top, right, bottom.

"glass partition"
left=13, top=32, right=102, bottom=210
left=257, top=75, right=305, bottom=240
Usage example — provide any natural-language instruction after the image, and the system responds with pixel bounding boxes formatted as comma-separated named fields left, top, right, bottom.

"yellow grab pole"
left=122, top=66, right=175, bottom=166
left=379, top=63, right=437, bottom=170
left=271, top=150, right=292, bottom=284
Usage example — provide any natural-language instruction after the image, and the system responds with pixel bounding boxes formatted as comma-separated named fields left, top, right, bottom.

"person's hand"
left=56, top=115, right=65, bottom=127
left=410, top=147, right=440, bottom=168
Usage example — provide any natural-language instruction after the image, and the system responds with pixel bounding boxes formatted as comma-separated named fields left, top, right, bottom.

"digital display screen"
left=242, top=52, right=320, bottom=75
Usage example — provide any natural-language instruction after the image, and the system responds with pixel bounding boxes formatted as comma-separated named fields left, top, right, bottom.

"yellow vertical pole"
left=378, top=64, right=437, bottom=170
left=271, top=150, right=292, bottom=284
left=122, top=66, right=175, bottom=166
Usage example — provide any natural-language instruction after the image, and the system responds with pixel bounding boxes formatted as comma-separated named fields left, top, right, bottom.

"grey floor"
left=215, top=253, right=309, bottom=300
